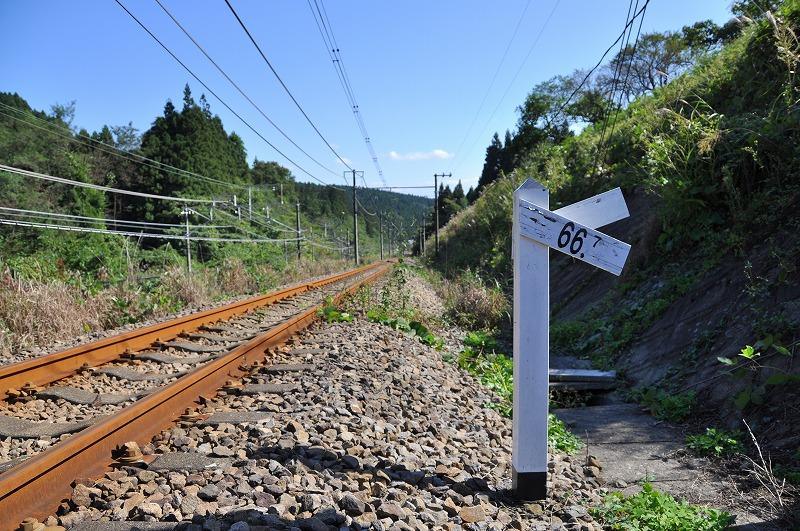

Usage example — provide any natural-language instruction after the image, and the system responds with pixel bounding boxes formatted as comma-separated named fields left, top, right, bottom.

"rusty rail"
left=0, top=261, right=391, bottom=528
left=0, top=261, right=383, bottom=397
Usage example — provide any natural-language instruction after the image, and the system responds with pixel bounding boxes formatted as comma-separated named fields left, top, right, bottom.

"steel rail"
left=0, top=261, right=391, bottom=528
left=0, top=262, right=383, bottom=397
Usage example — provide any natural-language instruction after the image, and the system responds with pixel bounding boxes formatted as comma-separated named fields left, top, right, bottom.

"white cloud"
left=335, top=156, right=352, bottom=166
left=388, top=149, right=453, bottom=161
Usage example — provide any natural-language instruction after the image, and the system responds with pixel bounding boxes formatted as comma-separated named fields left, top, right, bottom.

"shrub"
left=630, top=388, right=695, bottom=423
left=440, top=269, right=508, bottom=330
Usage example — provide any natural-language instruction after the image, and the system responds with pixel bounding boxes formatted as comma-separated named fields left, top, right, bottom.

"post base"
left=512, top=468, right=547, bottom=500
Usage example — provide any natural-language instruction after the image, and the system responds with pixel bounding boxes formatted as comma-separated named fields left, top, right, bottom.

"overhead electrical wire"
left=0, top=206, right=230, bottom=231
left=114, top=0, right=341, bottom=189
left=307, top=0, right=387, bottom=186
left=593, top=0, right=636, bottom=168
left=554, top=0, right=651, bottom=119
left=0, top=163, right=214, bottom=203
left=448, top=0, right=532, bottom=175
left=153, top=0, right=341, bottom=179
left=0, top=103, right=247, bottom=190
left=0, top=218, right=302, bottom=243
left=222, top=0, right=354, bottom=177
left=450, top=0, right=560, bottom=175
left=598, top=0, right=647, bottom=165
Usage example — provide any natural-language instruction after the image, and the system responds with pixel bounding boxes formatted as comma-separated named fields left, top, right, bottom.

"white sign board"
left=512, top=179, right=631, bottom=500
left=518, top=198, right=631, bottom=276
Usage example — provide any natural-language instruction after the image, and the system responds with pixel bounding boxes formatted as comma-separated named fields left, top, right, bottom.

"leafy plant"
left=548, top=413, right=582, bottom=453
left=591, top=483, right=734, bottom=530
left=317, top=296, right=353, bottom=323
left=686, top=428, right=743, bottom=458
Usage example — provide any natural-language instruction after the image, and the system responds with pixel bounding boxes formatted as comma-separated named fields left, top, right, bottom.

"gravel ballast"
left=48, top=270, right=606, bottom=530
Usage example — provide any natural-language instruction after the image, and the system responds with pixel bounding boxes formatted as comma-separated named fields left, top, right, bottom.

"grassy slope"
left=430, top=3, right=800, bottom=456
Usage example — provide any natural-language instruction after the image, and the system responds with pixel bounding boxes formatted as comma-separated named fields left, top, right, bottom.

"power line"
left=593, top=0, right=636, bottom=168
left=0, top=102, right=247, bottom=190
left=0, top=218, right=302, bottom=243
left=0, top=206, right=230, bottom=231
left=451, top=0, right=560, bottom=174
left=307, top=0, right=387, bottom=186
left=1, top=163, right=213, bottom=203
left=554, top=0, right=651, bottom=119
left=448, top=0, right=532, bottom=174
left=223, top=0, right=354, bottom=175
left=153, top=0, right=341, bottom=179
left=114, top=0, right=338, bottom=189
left=598, top=0, right=647, bottom=165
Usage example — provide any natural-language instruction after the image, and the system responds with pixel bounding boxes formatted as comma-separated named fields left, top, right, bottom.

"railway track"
left=0, top=261, right=390, bottom=530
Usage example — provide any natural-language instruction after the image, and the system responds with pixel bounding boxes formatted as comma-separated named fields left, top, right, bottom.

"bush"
left=440, top=269, right=509, bottom=330
left=630, top=387, right=695, bottom=423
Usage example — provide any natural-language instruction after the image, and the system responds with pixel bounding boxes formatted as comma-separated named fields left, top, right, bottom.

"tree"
left=478, top=132, right=504, bottom=191
left=50, top=101, right=76, bottom=129
left=111, top=122, right=140, bottom=152
left=601, top=32, right=692, bottom=100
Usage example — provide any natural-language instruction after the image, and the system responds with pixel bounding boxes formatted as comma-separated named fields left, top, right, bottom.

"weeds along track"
left=0, top=261, right=390, bottom=529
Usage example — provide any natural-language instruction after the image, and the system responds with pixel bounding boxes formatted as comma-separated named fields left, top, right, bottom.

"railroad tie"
left=0, top=414, right=101, bottom=439
left=136, top=352, right=216, bottom=365
left=95, top=367, right=174, bottom=382
left=262, top=363, right=315, bottom=374
left=158, top=340, right=230, bottom=353
left=37, top=386, right=133, bottom=406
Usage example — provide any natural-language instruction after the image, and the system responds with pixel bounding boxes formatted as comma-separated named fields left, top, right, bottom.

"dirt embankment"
left=549, top=189, right=800, bottom=452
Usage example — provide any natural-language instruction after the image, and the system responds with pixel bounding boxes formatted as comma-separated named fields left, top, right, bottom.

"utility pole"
left=422, top=217, right=426, bottom=256
left=295, top=202, right=302, bottom=261
left=280, top=183, right=284, bottom=205
left=433, top=173, right=451, bottom=254
left=183, top=205, right=192, bottom=274
left=347, top=170, right=362, bottom=266
left=379, top=212, right=384, bottom=260
left=247, top=187, right=253, bottom=220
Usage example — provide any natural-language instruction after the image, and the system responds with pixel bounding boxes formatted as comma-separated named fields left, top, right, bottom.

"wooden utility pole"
left=379, top=212, right=384, bottom=260
left=295, top=202, right=301, bottom=261
left=350, top=169, right=360, bottom=265
left=433, top=173, right=451, bottom=254
left=183, top=205, right=191, bottom=273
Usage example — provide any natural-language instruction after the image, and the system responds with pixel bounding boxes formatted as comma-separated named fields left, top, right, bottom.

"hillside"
left=0, top=88, right=430, bottom=357
left=430, top=0, right=800, bottom=476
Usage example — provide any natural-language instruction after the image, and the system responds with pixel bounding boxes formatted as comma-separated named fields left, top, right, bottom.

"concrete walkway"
left=553, top=402, right=781, bottom=530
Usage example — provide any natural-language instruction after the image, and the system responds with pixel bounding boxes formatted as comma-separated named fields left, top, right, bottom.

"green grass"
left=686, top=428, right=743, bottom=458
left=591, top=483, right=734, bottom=530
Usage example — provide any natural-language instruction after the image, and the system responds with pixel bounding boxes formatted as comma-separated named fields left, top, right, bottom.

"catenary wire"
left=222, top=0, right=355, bottom=177
left=0, top=218, right=303, bottom=243
left=0, top=103, right=247, bottom=190
left=153, top=0, right=341, bottom=179
left=0, top=163, right=214, bottom=203
left=450, top=0, right=560, bottom=174
left=448, top=0, right=532, bottom=174
left=114, top=0, right=343, bottom=190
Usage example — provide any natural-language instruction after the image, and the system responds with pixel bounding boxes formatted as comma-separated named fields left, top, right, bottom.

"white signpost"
left=512, top=178, right=631, bottom=499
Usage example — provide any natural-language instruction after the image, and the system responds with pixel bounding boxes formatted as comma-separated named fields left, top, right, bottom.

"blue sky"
left=0, top=1, right=732, bottom=196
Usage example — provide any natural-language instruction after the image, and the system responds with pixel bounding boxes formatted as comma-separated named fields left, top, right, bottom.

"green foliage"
left=451, top=330, right=582, bottom=453
left=317, top=296, right=353, bottom=323
left=591, top=483, right=734, bottom=530
left=686, top=428, right=743, bottom=458
left=629, top=388, right=695, bottom=423
left=547, top=413, right=583, bottom=454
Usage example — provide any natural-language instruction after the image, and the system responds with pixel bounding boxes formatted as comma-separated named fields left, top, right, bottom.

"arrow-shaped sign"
left=518, top=197, right=631, bottom=276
